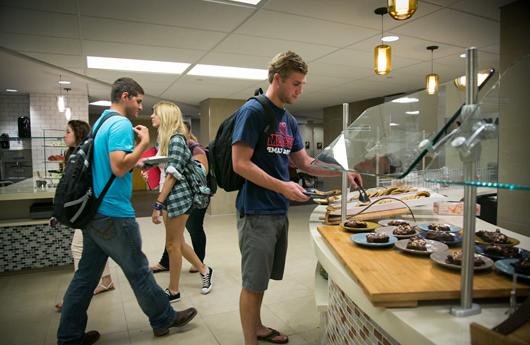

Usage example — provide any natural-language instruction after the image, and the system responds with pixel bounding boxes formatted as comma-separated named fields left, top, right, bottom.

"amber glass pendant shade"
left=388, top=0, right=417, bottom=20
left=374, top=44, right=391, bottom=75
left=426, top=73, right=439, bottom=95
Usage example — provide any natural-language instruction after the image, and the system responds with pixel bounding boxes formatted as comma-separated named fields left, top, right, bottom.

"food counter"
left=309, top=187, right=529, bottom=345
left=0, top=178, right=73, bottom=272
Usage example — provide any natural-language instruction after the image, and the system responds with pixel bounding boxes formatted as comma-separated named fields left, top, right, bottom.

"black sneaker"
left=153, top=307, right=198, bottom=337
left=165, top=288, right=181, bottom=303
left=81, top=330, right=100, bottom=345
left=200, top=266, right=213, bottom=295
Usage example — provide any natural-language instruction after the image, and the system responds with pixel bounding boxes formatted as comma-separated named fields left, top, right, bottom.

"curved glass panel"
left=313, top=68, right=495, bottom=178
left=422, top=55, right=530, bottom=190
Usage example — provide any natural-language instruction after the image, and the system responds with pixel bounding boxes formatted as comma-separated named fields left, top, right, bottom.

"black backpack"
left=53, top=113, right=117, bottom=228
left=208, top=91, right=276, bottom=192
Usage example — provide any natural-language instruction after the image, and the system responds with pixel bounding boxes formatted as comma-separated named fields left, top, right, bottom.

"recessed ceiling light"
left=58, top=80, right=71, bottom=85
left=188, top=64, right=268, bottom=80
left=460, top=53, right=466, bottom=58
left=381, top=35, right=399, bottom=42
left=390, top=122, right=400, bottom=126
left=205, top=0, right=261, bottom=5
left=228, top=0, right=261, bottom=4
left=391, top=97, right=419, bottom=104
left=89, top=100, right=112, bottom=106
left=5, top=89, right=18, bottom=92
left=406, top=110, right=420, bottom=115
left=87, top=56, right=190, bottom=74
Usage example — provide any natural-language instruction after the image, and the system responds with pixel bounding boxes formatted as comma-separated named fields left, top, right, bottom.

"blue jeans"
left=57, top=214, right=176, bottom=345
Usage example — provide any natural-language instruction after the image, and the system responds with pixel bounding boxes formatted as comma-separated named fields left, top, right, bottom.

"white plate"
left=430, top=251, right=494, bottom=271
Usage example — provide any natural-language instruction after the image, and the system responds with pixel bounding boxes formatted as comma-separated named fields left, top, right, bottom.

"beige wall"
left=200, top=98, right=245, bottom=215
left=497, top=0, right=530, bottom=236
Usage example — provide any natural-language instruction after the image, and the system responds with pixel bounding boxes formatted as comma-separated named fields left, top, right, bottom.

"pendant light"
left=57, top=75, right=65, bottom=113
left=64, top=88, right=72, bottom=120
left=425, top=46, right=439, bottom=95
left=374, top=7, right=391, bottom=76
left=388, top=0, right=417, bottom=21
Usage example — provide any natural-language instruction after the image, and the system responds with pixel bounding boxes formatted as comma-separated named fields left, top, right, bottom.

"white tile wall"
left=0, top=94, right=31, bottom=150
left=29, top=93, right=89, bottom=177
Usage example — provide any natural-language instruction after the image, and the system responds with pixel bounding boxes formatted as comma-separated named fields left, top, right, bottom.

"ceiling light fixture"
left=90, top=100, right=112, bottom=106
left=460, top=53, right=466, bottom=58
left=87, top=56, right=190, bottom=74
left=64, top=88, right=72, bottom=120
left=426, top=45, right=439, bottom=95
left=57, top=75, right=65, bottom=113
left=406, top=110, right=420, bottom=115
left=381, top=35, right=400, bottom=42
left=374, top=7, right=391, bottom=76
left=187, top=64, right=268, bottom=80
left=6, top=89, right=18, bottom=92
left=388, top=0, right=417, bottom=21
left=392, top=97, right=419, bottom=104
left=58, top=80, right=71, bottom=85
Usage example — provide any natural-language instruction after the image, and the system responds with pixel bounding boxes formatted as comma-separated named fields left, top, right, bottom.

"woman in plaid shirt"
left=150, top=101, right=213, bottom=303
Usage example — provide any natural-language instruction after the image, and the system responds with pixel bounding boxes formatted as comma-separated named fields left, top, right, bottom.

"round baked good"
left=388, top=220, right=410, bottom=226
left=484, top=245, right=519, bottom=258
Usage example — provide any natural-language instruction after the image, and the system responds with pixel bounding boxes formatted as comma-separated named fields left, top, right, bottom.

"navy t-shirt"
left=232, top=97, right=303, bottom=215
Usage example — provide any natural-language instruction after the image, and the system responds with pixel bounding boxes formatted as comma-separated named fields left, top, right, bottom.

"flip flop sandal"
left=151, top=264, right=169, bottom=273
left=257, top=328, right=289, bottom=344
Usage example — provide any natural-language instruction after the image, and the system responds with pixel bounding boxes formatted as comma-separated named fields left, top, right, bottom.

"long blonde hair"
left=154, top=101, right=188, bottom=156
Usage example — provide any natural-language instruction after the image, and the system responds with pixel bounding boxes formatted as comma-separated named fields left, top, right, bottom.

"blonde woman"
left=150, top=101, right=213, bottom=302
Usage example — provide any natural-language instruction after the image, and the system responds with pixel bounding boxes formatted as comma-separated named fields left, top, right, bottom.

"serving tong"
left=358, top=186, right=370, bottom=203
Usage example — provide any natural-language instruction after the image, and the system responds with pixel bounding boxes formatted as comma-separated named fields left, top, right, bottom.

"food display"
left=428, top=223, right=451, bottom=231
left=476, top=229, right=510, bottom=244
left=393, top=224, right=416, bottom=236
left=47, top=154, right=65, bottom=161
left=388, top=220, right=410, bottom=226
left=425, top=230, right=454, bottom=242
left=407, top=236, right=427, bottom=251
left=344, top=220, right=367, bottom=228
left=366, top=232, right=390, bottom=243
left=446, top=250, right=485, bottom=267
left=511, top=258, right=530, bottom=275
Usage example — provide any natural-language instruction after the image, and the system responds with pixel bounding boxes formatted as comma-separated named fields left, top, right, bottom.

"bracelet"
left=152, top=201, right=165, bottom=211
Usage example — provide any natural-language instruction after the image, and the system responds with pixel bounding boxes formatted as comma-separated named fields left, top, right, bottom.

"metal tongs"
left=358, top=185, right=370, bottom=203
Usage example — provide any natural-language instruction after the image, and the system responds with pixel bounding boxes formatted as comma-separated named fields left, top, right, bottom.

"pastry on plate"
left=366, top=232, right=389, bottom=243
left=511, top=257, right=530, bottom=275
left=426, top=230, right=454, bottom=242
left=428, top=223, right=451, bottom=231
left=446, top=250, right=485, bottom=266
left=344, top=220, right=367, bottom=228
left=393, top=224, right=416, bottom=236
left=407, top=236, right=427, bottom=251
left=476, top=229, right=510, bottom=244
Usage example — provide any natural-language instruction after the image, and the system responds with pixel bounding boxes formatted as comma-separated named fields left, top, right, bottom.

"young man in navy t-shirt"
left=232, top=51, right=363, bottom=345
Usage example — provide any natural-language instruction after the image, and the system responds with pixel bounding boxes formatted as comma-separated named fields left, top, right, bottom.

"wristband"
left=152, top=201, right=165, bottom=211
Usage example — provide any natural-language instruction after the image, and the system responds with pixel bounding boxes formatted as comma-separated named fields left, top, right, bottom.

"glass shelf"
left=313, top=54, right=530, bottom=191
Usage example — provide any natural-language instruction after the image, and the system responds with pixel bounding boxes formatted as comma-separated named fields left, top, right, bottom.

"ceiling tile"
left=0, top=33, right=81, bottom=55
left=448, top=0, right=513, bottom=21
left=80, top=17, right=226, bottom=50
left=25, top=52, right=84, bottom=70
left=0, top=6, right=79, bottom=38
left=82, top=40, right=205, bottom=63
left=236, top=9, right=378, bottom=47
left=392, top=8, right=499, bottom=48
left=0, top=0, right=79, bottom=13
left=198, top=52, right=271, bottom=69
left=213, top=34, right=338, bottom=61
left=79, top=0, right=254, bottom=32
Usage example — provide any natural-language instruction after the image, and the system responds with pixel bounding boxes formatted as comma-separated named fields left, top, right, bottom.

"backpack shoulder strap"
left=92, top=112, right=120, bottom=138
left=92, top=112, right=120, bottom=203
left=248, top=95, right=277, bottom=136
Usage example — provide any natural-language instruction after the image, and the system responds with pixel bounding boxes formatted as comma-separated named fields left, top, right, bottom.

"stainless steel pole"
left=451, top=47, right=481, bottom=317
left=341, top=103, right=349, bottom=224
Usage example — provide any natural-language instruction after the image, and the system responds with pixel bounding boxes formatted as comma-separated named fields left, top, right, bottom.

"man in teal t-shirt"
left=57, top=78, right=197, bottom=345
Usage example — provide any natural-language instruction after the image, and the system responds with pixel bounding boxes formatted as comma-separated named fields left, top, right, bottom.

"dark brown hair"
left=64, top=120, right=90, bottom=161
left=268, top=51, right=308, bottom=83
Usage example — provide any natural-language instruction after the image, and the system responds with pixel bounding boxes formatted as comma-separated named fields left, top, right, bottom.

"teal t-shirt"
left=92, top=109, right=135, bottom=217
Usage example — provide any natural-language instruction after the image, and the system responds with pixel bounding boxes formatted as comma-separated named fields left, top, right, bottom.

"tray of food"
left=329, top=187, right=445, bottom=216
left=395, top=237, right=448, bottom=255
left=430, top=250, right=494, bottom=271
left=303, top=188, right=340, bottom=198
left=350, top=233, right=397, bottom=248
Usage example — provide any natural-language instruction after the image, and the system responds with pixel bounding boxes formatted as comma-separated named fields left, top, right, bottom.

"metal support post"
left=341, top=103, right=349, bottom=224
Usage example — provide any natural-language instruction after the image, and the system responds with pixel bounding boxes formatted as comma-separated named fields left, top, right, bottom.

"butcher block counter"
left=310, top=187, right=529, bottom=345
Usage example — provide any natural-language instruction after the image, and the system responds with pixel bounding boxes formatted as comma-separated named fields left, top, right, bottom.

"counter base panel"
left=0, top=223, right=73, bottom=272
left=324, top=279, right=400, bottom=345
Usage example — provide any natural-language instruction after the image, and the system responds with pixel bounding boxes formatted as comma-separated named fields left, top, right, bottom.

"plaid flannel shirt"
left=165, top=134, right=193, bottom=217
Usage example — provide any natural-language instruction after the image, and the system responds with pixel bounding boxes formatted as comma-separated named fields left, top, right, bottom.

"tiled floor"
left=0, top=204, right=322, bottom=345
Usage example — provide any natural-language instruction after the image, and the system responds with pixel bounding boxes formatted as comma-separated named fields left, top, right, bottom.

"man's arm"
left=109, top=125, right=149, bottom=177
left=290, top=148, right=363, bottom=189
left=232, top=142, right=309, bottom=202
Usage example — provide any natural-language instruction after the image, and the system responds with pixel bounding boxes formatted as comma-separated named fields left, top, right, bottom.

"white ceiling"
left=0, top=0, right=513, bottom=119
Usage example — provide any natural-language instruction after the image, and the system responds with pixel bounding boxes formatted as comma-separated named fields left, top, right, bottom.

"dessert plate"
left=375, top=226, right=419, bottom=239
left=418, top=231, right=463, bottom=247
left=416, top=223, right=462, bottom=233
left=378, top=219, right=416, bottom=227
left=495, top=259, right=530, bottom=281
left=350, top=233, right=397, bottom=248
left=395, top=238, right=448, bottom=255
left=430, top=251, right=493, bottom=271
left=340, top=221, right=380, bottom=233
